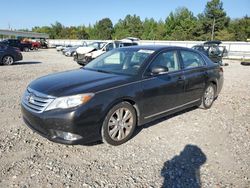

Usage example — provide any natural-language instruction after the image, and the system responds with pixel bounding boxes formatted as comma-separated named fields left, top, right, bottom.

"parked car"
left=63, top=45, right=85, bottom=57
left=39, top=39, right=48, bottom=49
left=0, top=44, right=23, bottom=65
left=74, top=40, right=138, bottom=66
left=0, top=39, right=32, bottom=52
left=30, top=40, right=41, bottom=50
left=56, top=45, right=73, bottom=52
left=73, top=41, right=107, bottom=64
left=192, top=41, right=227, bottom=65
left=21, top=39, right=41, bottom=50
left=21, top=46, right=223, bottom=145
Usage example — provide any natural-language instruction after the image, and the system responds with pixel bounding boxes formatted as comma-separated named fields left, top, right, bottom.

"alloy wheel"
left=3, top=56, right=14, bottom=65
left=108, top=107, right=134, bottom=141
left=204, top=85, right=215, bottom=107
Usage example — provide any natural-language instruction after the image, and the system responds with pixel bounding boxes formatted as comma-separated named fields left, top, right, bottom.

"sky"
left=0, top=0, right=249, bottom=30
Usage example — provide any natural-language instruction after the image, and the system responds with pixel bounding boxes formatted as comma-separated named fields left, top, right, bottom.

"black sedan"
left=0, top=44, right=23, bottom=65
left=21, top=46, right=223, bottom=145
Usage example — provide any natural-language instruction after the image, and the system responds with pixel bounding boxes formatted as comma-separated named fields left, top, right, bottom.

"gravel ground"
left=0, top=49, right=249, bottom=188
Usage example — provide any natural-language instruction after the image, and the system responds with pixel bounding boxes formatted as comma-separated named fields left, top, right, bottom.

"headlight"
left=85, top=53, right=92, bottom=57
left=45, top=93, right=94, bottom=111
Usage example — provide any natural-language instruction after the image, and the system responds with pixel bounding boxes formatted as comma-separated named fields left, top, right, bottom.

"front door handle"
left=178, top=75, right=185, bottom=81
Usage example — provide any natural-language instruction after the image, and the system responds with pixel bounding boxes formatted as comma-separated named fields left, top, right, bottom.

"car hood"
left=76, top=47, right=96, bottom=54
left=86, top=50, right=105, bottom=58
left=28, top=69, right=131, bottom=97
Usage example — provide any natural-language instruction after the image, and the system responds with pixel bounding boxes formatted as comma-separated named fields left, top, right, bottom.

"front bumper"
left=21, top=104, right=101, bottom=145
left=65, top=52, right=71, bottom=56
left=73, top=54, right=92, bottom=65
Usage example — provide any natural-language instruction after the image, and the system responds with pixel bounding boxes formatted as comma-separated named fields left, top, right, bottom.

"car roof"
left=204, top=40, right=221, bottom=45
left=121, top=45, right=195, bottom=51
left=192, top=45, right=203, bottom=47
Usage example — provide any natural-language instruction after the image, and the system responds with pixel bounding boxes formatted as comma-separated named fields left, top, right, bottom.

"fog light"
left=53, top=130, right=82, bottom=141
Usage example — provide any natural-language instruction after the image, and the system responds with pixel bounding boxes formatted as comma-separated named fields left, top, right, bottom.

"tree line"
left=31, top=0, right=249, bottom=41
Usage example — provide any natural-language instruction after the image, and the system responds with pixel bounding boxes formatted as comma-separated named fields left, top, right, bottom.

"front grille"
left=77, top=54, right=85, bottom=60
left=22, top=88, right=55, bottom=113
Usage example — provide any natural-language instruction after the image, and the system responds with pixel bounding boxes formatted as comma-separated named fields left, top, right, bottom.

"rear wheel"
left=200, top=83, right=216, bottom=109
left=23, top=47, right=29, bottom=52
left=2, top=56, right=14, bottom=65
left=101, top=102, right=136, bottom=146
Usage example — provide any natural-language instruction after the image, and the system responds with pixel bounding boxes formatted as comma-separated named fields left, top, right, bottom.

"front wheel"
left=200, top=83, right=216, bottom=109
left=101, top=102, right=137, bottom=146
left=2, top=56, right=14, bottom=65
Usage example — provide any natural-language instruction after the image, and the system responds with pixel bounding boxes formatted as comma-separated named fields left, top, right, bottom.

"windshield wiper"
left=83, top=67, right=113, bottom=74
left=95, top=69, right=112, bottom=74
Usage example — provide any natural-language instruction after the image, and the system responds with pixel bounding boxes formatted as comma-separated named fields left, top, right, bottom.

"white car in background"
left=56, top=44, right=73, bottom=51
left=74, top=39, right=138, bottom=66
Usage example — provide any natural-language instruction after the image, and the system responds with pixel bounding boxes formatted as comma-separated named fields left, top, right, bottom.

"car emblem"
left=27, top=93, right=35, bottom=103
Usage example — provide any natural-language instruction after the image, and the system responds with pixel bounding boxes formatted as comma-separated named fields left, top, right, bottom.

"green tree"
left=113, top=14, right=143, bottom=39
left=76, top=26, right=89, bottom=39
left=165, top=7, right=197, bottom=40
left=113, top=19, right=130, bottom=39
left=29, top=4, right=248, bottom=42
left=155, top=20, right=167, bottom=40
left=85, top=24, right=96, bottom=39
left=198, top=0, right=230, bottom=40
left=142, top=18, right=158, bottom=40
left=228, top=16, right=250, bottom=41
left=94, top=18, right=113, bottom=39
left=215, top=29, right=235, bottom=41
left=51, top=21, right=64, bottom=38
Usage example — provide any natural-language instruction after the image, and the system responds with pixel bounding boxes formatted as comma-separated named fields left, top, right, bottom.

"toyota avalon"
left=21, top=46, right=223, bottom=145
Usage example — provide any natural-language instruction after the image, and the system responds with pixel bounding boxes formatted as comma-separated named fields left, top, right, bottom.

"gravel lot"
left=0, top=49, right=249, bottom=187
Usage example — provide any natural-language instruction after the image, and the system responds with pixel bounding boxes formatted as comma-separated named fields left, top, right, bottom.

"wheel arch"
left=206, top=78, right=217, bottom=90
left=122, top=98, right=140, bottom=125
left=208, top=79, right=218, bottom=95
left=103, top=97, right=141, bottom=127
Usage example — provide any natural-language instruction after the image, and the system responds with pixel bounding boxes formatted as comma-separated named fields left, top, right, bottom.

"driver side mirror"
left=150, top=65, right=169, bottom=75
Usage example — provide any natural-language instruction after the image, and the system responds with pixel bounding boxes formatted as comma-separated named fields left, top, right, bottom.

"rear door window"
left=180, top=50, right=205, bottom=69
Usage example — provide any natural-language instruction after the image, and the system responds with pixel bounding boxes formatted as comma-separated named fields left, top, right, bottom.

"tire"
left=101, top=102, right=137, bottom=146
left=241, top=62, right=250, bottom=66
left=2, top=55, right=14, bottom=65
left=23, top=47, right=29, bottom=52
left=200, top=83, right=216, bottom=109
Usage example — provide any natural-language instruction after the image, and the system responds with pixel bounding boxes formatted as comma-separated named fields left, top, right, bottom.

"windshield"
left=87, top=42, right=107, bottom=50
left=84, top=48, right=155, bottom=76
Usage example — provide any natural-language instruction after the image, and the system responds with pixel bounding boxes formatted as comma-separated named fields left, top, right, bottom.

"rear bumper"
left=15, top=52, right=23, bottom=61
